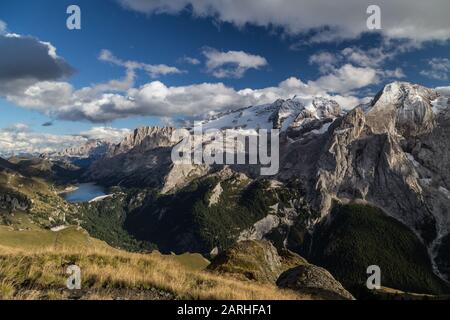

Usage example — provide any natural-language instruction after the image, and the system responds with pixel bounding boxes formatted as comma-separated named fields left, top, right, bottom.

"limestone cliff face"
left=88, top=126, right=208, bottom=192
left=111, top=126, right=179, bottom=156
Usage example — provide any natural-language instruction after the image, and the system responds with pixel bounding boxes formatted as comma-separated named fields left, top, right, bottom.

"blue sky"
left=0, top=0, right=449, bottom=154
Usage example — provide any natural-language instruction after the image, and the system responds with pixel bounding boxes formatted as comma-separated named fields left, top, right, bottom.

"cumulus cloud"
left=202, top=48, right=268, bottom=78
left=0, top=33, right=74, bottom=97
left=340, top=47, right=394, bottom=68
left=420, top=58, right=450, bottom=81
left=310, top=64, right=379, bottom=94
left=117, top=0, right=450, bottom=44
left=5, top=69, right=367, bottom=123
left=436, top=86, right=450, bottom=96
left=6, top=81, right=74, bottom=111
left=64, top=75, right=365, bottom=121
left=0, top=128, right=85, bottom=156
left=3, top=68, right=368, bottom=122
left=309, top=45, right=405, bottom=93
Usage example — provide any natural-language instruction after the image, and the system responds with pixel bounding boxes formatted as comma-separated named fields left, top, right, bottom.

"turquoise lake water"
left=63, top=183, right=106, bottom=203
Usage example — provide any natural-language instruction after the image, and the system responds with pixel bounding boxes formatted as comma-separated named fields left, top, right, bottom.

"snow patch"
left=89, top=194, right=113, bottom=203
left=50, top=225, right=68, bottom=232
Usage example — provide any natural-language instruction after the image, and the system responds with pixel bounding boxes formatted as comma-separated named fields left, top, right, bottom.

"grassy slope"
left=0, top=225, right=108, bottom=250
left=0, top=227, right=306, bottom=300
left=309, top=204, right=449, bottom=297
left=0, top=168, right=77, bottom=227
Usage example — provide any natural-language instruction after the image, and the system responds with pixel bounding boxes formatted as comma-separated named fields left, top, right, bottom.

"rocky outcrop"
left=0, top=192, right=30, bottom=211
left=207, top=240, right=308, bottom=283
left=87, top=126, right=209, bottom=192
left=208, top=240, right=353, bottom=300
left=277, top=265, right=355, bottom=300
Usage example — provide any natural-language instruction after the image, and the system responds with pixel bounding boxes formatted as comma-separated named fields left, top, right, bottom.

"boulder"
left=277, top=265, right=355, bottom=300
left=207, top=240, right=307, bottom=283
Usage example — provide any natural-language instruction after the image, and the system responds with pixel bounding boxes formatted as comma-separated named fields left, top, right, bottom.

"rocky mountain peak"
left=312, top=97, right=342, bottom=118
left=269, top=98, right=305, bottom=129
left=54, top=139, right=111, bottom=158
left=112, top=126, right=178, bottom=155
left=367, top=81, right=440, bottom=136
left=371, top=81, right=438, bottom=108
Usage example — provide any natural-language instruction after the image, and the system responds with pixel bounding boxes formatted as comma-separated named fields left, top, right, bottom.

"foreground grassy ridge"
left=0, top=245, right=306, bottom=300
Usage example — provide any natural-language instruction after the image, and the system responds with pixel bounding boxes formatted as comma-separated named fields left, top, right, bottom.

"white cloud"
left=309, top=64, right=379, bottom=94
left=0, top=20, right=6, bottom=34
left=2, top=123, right=30, bottom=133
left=203, top=48, right=268, bottom=78
left=309, top=45, right=406, bottom=92
left=79, top=126, right=131, bottom=142
left=7, top=81, right=74, bottom=111
left=420, top=58, right=450, bottom=81
left=309, top=52, right=339, bottom=73
left=99, top=49, right=183, bottom=78
left=341, top=47, right=393, bottom=68
left=436, top=86, right=450, bottom=96
left=117, top=0, right=450, bottom=44
left=381, top=68, right=405, bottom=79
left=179, top=56, right=201, bottom=65
left=0, top=128, right=85, bottom=156
left=4, top=65, right=369, bottom=122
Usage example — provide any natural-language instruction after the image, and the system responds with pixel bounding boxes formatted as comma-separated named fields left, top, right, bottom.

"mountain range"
left=1, top=81, right=450, bottom=299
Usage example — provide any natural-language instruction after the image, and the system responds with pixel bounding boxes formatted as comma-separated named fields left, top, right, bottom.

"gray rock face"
left=207, top=240, right=308, bottom=283
left=0, top=193, right=29, bottom=211
left=277, top=265, right=355, bottom=300
left=111, top=126, right=179, bottom=156
left=87, top=126, right=209, bottom=192
left=208, top=240, right=353, bottom=299
left=42, top=140, right=114, bottom=168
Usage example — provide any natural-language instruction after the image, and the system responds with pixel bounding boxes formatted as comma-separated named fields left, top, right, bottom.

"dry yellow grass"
left=0, top=244, right=310, bottom=300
